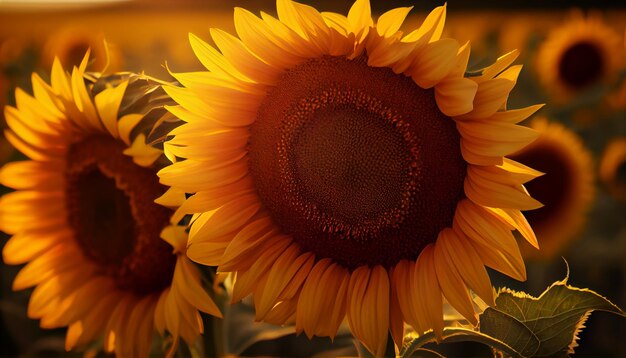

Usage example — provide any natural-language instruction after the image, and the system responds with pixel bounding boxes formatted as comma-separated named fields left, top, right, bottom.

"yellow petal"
left=174, top=257, right=223, bottom=317
left=70, top=67, right=103, bottom=132
left=219, top=216, right=278, bottom=271
left=125, top=296, right=155, bottom=357
left=4, top=105, right=64, bottom=149
left=123, top=133, right=162, bottom=167
left=210, top=27, right=281, bottom=85
left=2, top=228, right=70, bottom=265
left=296, top=258, right=332, bottom=337
left=256, top=250, right=314, bottom=320
left=160, top=225, right=187, bottom=253
left=187, top=194, right=262, bottom=247
left=402, top=4, right=446, bottom=44
left=50, top=57, right=72, bottom=101
left=448, top=41, right=471, bottom=78
left=377, top=7, right=413, bottom=38
left=472, top=157, right=543, bottom=186
left=389, top=269, right=404, bottom=348
left=414, top=245, right=443, bottom=339
left=166, top=127, right=249, bottom=160
left=154, top=187, right=187, bottom=209
left=441, top=229, right=495, bottom=306
left=457, top=121, right=539, bottom=158
left=65, top=292, right=121, bottom=350
left=347, top=0, right=373, bottom=36
left=94, top=80, right=128, bottom=139
left=474, top=49, right=520, bottom=83
left=487, top=104, right=544, bottom=124
left=230, top=237, right=292, bottom=303
left=410, top=39, right=459, bottom=89
left=392, top=260, right=421, bottom=334
left=188, top=33, right=252, bottom=83
left=471, top=239, right=526, bottom=281
left=158, top=157, right=248, bottom=192
left=172, top=177, right=254, bottom=223
left=117, top=113, right=144, bottom=145
left=233, top=7, right=305, bottom=69
left=459, top=78, right=515, bottom=120
left=465, top=166, right=543, bottom=210
left=276, top=0, right=331, bottom=50
left=0, top=160, right=64, bottom=191
left=485, top=207, right=539, bottom=249
left=454, top=199, right=523, bottom=260
left=347, top=265, right=389, bottom=357
left=435, top=77, right=477, bottom=116
left=433, top=229, right=477, bottom=325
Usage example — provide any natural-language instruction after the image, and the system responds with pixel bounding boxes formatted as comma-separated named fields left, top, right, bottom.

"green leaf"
left=479, top=277, right=626, bottom=357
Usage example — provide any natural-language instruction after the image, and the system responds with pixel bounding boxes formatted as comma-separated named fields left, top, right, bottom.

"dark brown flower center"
left=65, top=136, right=175, bottom=294
left=616, top=160, right=626, bottom=187
left=65, top=41, right=91, bottom=68
left=248, top=56, right=466, bottom=269
left=510, top=142, right=572, bottom=229
left=558, top=41, right=605, bottom=89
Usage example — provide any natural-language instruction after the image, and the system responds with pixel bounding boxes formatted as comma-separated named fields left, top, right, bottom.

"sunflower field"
left=1, top=1, right=625, bottom=357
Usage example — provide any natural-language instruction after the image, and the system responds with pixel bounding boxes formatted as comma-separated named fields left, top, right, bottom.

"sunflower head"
left=510, top=118, right=595, bottom=260
left=0, top=52, right=220, bottom=356
left=535, top=12, right=624, bottom=103
left=43, top=28, right=123, bottom=72
left=158, top=0, right=543, bottom=355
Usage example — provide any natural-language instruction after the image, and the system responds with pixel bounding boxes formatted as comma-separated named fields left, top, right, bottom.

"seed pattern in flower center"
left=65, top=136, right=175, bottom=294
left=249, top=56, right=466, bottom=269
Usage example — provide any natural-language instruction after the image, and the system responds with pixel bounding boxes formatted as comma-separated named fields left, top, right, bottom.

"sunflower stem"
left=399, top=327, right=523, bottom=358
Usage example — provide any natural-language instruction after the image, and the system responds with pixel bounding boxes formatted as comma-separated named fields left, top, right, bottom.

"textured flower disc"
left=0, top=56, right=220, bottom=357
left=535, top=13, right=623, bottom=103
left=65, top=135, right=174, bottom=294
left=249, top=55, right=466, bottom=269
left=510, top=118, right=595, bottom=260
left=159, top=0, right=543, bottom=355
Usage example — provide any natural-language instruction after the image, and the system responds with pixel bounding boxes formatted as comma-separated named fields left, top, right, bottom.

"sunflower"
left=535, top=12, right=623, bottom=103
left=509, top=118, right=595, bottom=260
left=43, top=27, right=123, bottom=72
left=158, top=0, right=542, bottom=355
left=600, top=138, right=626, bottom=201
left=0, top=53, right=221, bottom=356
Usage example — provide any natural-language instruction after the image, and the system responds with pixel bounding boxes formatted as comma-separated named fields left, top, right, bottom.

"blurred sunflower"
left=510, top=118, right=595, bottom=260
left=43, top=27, right=123, bottom=72
left=0, top=53, right=221, bottom=356
left=159, top=0, right=542, bottom=355
left=535, top=12, right=623, bottom=103
left=600, top=138, right=626, bottom=201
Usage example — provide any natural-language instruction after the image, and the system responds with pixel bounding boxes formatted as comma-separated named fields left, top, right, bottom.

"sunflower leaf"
left=479, top=278, right=626, bottom=357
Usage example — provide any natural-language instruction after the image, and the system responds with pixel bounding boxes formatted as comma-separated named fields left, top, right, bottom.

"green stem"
left=400, top=327, right=523, bottom=358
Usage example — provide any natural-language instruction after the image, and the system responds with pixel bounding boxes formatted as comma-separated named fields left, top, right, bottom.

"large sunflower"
left=159, top=0, right=542, bottom=355
left=510, top=118, right=595, bottom=260
left=0, top=53, right=221, bottom=356
left=535, top=12, right=623, bottom=103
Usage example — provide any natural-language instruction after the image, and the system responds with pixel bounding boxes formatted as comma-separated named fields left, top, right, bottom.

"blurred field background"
left=1, top=0, right=626, bottom=356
